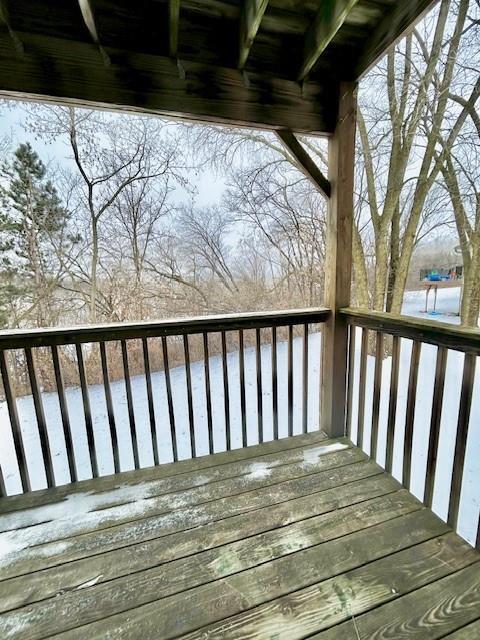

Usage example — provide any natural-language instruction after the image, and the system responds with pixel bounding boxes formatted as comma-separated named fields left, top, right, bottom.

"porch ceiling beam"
left=169, top=0, right=180, bottom=58
left=0, top=31, right=336, bottom=134
left=239, top=0, right=269, bottom=70
left=355, top=0, right=440, bottom=78
left=78, top=0, right=110, bottom=65
left=275, top=129, right=331, bottom=199
left=298, top=0, right=360, bottom=82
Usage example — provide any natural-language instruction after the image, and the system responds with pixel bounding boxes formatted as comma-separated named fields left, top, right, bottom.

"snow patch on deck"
left=0, top=481, right=186, bottom=567
left=302, top=442, right=349, bottom=466
left=246, top=462, right=272, bottom=480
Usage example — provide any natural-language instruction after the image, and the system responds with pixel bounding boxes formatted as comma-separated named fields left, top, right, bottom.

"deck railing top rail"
left=340, top=307, right=480, bottom=354
left=0, top=307, right=330, bottom=350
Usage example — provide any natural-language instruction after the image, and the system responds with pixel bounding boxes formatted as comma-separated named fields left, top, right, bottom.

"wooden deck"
left=0, top=432, right=479, bottom=639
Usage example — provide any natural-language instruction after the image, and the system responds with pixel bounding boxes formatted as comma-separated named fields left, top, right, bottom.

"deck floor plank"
left=0, top=437, right=353, bottom=533
left=0, top=483, right=410, bottom=613
left=0, top=433, right=478, bottom=640
left=0, top=459, right=381, bottom=581
left=0, top=431, right=329, bottom=515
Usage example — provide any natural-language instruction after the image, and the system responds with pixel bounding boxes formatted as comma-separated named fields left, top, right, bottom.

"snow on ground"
left=0, top=334, right=322, bottom=494
left=0, top=286, right=479, bottom=547
left=402, top=285, right=462, bottom=324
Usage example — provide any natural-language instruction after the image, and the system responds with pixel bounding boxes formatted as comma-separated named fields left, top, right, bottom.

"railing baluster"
left=370, top=331, right=384, bottom=460
left=142, top=338, right=159, bottom=466
left=25, top=347, right=55, bottom=487
left=121, top=339, right=139, bottom=470
left=203, top=332, right=214, bottom=455
left=385, top=335, right=400, bottom=473
left=448, top=352, right=476, bottom=530
left=403, top=340, right=421, bottom=489
left=271, top=326, right=278, bottom=440
left=288, top=324, right=293, bottom=437
left=221, top=331, right=231, bottom=451
left=183, top=335, right=196, bottom=458
left=256, top=328, right=263, bottom=443
left=302, top=323, right=309, bottom=434
left=424, top=346, right=448, bottom=507
left=75, top=344, right=98, bottom=478
left=345, top=324, right=355, bottom=439
left=162, top=336, right=177, bottom=462
left=51, top=345, right=76, bottom=482
left=357, top=328, right=369, bottom=449
left=0, top=350, right=30, bottom=492
left=239, top=329, right=247, bottom=448
left=100, top=341, right=120, bottom=473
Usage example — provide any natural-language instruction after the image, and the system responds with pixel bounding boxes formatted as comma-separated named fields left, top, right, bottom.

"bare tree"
left=26, top=106, right=185, bottom=322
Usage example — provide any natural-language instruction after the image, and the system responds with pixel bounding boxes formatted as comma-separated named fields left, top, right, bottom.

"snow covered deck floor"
left=0, top=431, right=479, bottom=639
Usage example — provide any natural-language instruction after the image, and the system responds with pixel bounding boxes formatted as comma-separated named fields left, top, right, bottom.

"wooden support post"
left=321, top=81, right=357, bottom=438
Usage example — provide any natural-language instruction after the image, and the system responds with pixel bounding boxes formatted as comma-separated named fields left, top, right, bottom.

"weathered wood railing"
left=0, top=308, right=329, bottom=496
left=341, top=307, right=480, bottom=549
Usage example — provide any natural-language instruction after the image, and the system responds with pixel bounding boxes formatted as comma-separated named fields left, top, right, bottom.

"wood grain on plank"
left=4, top=510, right=455, bottom=640
left=45, top=530, right=477, bottom=640
left=0, top=488, right=416, bottom=614
left=0, top=444, right=364, bottom=537
left=0, top=430, right=328, bottom=515
left=0, top=459, right=382, bottom=581
left=443, top=619, right=480, bottom=639
left=317, top=561, right=480, bottom=640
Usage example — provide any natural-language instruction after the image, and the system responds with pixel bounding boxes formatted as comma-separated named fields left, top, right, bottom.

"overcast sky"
left=0, top=100, right=227, bottom=207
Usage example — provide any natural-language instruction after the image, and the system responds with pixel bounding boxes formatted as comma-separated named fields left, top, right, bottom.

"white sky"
left=0, top=100, right=227, bottom=207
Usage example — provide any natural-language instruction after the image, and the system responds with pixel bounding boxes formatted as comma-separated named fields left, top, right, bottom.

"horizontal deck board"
left=0, top=458, right=380, bottom=581
left=0, top=430, right=328, bottom=515
left=0, top=433, right=477, bottom=640
left=0, top=481, right=410, bottom=613
left=443, top=620, right=480, bottom=639
left=47, top=532, right=477, bottom=640
left=0, top=437, right=353, bottom=533
left=318, top=562, right=480, bottom=640
left=0, top=489, right=421, bottom=617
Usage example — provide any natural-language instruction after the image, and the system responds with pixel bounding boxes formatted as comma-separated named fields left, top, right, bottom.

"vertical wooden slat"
left=287, top=324, right=293, bottom=437
left=302, top=323, right=309, bottom=434
left=75, top=344, right=98, bottom=478
left=25, top=347, right=55, bottom=486
left=370, top=331, right=384, bottom=460
left=221, top=331, right=231, bottom=451
left=51, top=345, right=76, bottom=482
left=448, top=352, right=476, bottom=530
left=142, top=338, right=159, bottom=466
left=271, top=326, right=278, bottom=440
left=121, top=339, right=139, bottom=470
left=162, top=336, right=177, bottom=462
left=100, top=341, right=120, bottom=474
left=357, top=328, right=369, bottom=449
left=424, top=346, right=448, bottom=507
left=255, top=328, right=263, bottom=443
left=321, top=82, right=357, bottom=437
left=203, top=332, right=214, bottom=455
left=183, top=334, right=196, bottom=458
left=385, top=335, right=400, bottom=474
left=345, top=324, right=356, bottom=439
left=0, top=351, right=30, bottom=492
left=239, top=329, right=247, bottom=447
left=402, top=340, right=421, bottom=489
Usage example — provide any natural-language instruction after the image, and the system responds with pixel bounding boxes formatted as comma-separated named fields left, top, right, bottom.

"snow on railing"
left=341, top=307, right=480, bottom=550
left=0, top=308, right=329, bottom=496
